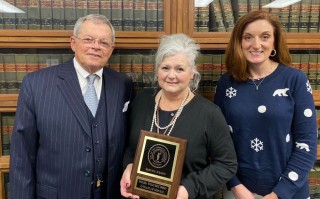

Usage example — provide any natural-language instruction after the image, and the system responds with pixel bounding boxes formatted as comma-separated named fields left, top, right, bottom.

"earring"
left=270, top=49, right=276, bottom=57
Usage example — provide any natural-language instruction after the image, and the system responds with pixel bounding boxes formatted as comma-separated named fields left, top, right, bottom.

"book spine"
left=64, top=0, right=77, bottom=30
left=122, top=0, right=134, bottom=31
left=157, top=0, right=164, bottom=31
left=1, top=115, right=10, bottom=156
left=146, top=0, right=158, bottom=31
left=134, top=0, right=146, bottom=31
left=202, top=54, right=214, bottom=93
left=0, top=54, right=6, bottom=94
left=212, top=54, right=222, bottom=88
left=219, top=0, right=235, bottom=32
left=288, top=2, right=301, bottom=32
left=120, top=54, right=132, bottom=78
left=196, top=54, right=204, bottom=92
left=299, top=0, right=311, bottom=32
left=88, top=0, right=100, bottom=14
left=40, top=0, right=53, bottom=29
left=248, top=0, right=260, bottom=12
left=15, top=0, right=28, bottom=29
left=108, top=54, right=121, bottom=72
left=99, top=0, right=112, bottom=20
left=76, top=0, right=88, bottom=19
left=3, top=0, right=16, bottom=29
left=52, top=0, right=65, bottom=30
left=308, top=54, right=318, bottom=90
left=259, top=0, right=271, bottom=13
left=209, top=1, right=226, bottom=32
left=142, top=55, right=155, bottom=88
left=197, top=6, right=210, bottom=32
left=3, top=55, right=18, bottom=94
left=131, top=54, right=144, bottom=93
left=15, top=54, right=27, bottom=92
left=111, top=0, right=123, bottom=31
left=26, top=54, right=39, bottom=73
left=309, top=0, right=320, bottom=33
left=279, top=6, right=290, bottom=32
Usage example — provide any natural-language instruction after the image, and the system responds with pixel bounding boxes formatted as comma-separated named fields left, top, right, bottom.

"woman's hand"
left=176, top=185, right=188, bottom=199
left=231, top=184, right=255, bottom=199
left=262, top=192, right=278, bottom=199
left=120, top=164, right=140, bottom=199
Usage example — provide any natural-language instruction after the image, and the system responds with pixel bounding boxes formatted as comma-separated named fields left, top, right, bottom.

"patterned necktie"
left=84, top=74, right=98, bottom=116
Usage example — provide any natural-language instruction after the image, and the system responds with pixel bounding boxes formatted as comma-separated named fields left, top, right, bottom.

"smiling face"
left=241, top=19, right=275, bottom=67
left=70, top=20, right=114, bottom=73
left=157, top=53, right=194, bottom=97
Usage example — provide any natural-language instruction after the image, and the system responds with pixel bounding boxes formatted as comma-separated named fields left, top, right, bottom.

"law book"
left=133, top=0, right=146, bottom=31
left=291, top=53, right=301, bottom=70
left=26, top=54, right=39, bottom=73
left=0, top=54, right=6, bottom=94
left=2, top=0, right=16, bottom=29
left=3, top=54, right=18, bottom=94
left=28, top=0, right=41, bottom=29
left=142, top=55, right=155, bottom=88
left=7, top=113, right=15, bottom=153
left=279, top=6, right=290, bottom=32
left=0, top=13, right=3, bottom=29
left=300, top=53, right=309, bottom=79
left=120, top=54, right=132, bottom=79
left=317, top=54, right=320, bottom=90
left=196, top=6, right=210, bottom=32
left=212, top=54, right=222, bottom=87
left=108, top=54, right=121, bottom=72
left=221, top=53, right=227, bottom=75
left=309, top=167, right=317, bottom=198
left=38, top=54, right=52, bottom=69
left=309, top=0, right=320, bottom=33
left=111, top=0, right=123, bottom=31
left=157, top=0, right=164, bottom=31
left=131, top=54, right=144, bottom=94
left=49, top=54, right=63, bottom=66
left=52, top=0, right=65, bottom=30
left=15, top=0, right=28, bottom=29
left=65, top=0, right=77, bottom=30
left=235, top=0, right=248, bottom=21
left=4, top=172, right=10, bottom=199
left=123, top=0, right=134, bottom=31
left=288, top=2, right=301, bottom=32
left=202, top=54, right=214, bottom=92
left=196, top=54, right=204, bottom=92
left=14, top=54, right=27, bottom=91
left=209, top=1, right=226, bottom=32
left=146, top=0, right=158, bottom=31
left=1, top=115, right=10, bottom=156
left=61, top=54, right=74, bottom=63
left=219, top=0, right=234, bottom=32
left=40, top=0, right=53, bottom=29
left=308, top=54, right=318, bottom=90
left=88, top=0, right=100, bottom=14
left=76, top=0, right=88, bottom=19
left=99, top=0, right=112, bottom=20
left=299, top=0, right=311, bottom=32
left=259, top=0, right=271, bottom=13
left=248, top=0, right=260, bottom=12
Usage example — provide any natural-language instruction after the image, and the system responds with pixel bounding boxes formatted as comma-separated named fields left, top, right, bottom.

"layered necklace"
left=150, top=89, right=190, bottom=136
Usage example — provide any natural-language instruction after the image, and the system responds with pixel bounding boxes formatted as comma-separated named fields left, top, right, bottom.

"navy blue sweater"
left=214, top=64, right=317, bottom=199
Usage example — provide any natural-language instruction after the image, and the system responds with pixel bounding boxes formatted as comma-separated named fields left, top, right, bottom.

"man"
left=9, top=14, right=132, bottom=199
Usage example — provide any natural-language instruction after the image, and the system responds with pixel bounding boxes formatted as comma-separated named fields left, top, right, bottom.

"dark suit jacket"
left=9, top=59, right=132, bottom=199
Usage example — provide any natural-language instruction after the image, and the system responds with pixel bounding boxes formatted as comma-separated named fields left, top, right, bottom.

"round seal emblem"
left=148, top=143, right=170, bottom=168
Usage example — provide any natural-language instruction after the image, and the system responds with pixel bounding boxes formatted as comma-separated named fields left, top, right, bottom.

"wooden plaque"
left=129, top=130, right=187, bottom=199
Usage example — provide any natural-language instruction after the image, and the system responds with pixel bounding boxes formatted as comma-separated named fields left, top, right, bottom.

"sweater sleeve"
left=272, top=71, right=318, bottom=199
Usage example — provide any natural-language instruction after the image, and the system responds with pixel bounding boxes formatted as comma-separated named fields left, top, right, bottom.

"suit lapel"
left=103, top=68, right=120, bottom=138
left=57, top=60, right=91, bottom=136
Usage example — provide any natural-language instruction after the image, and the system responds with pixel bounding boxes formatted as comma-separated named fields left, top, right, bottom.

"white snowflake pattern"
left=251, top=138, right=263, bottom=152
left=226, top=87, right=237, bottom=98
left=306, top=80, right=312, bottom=94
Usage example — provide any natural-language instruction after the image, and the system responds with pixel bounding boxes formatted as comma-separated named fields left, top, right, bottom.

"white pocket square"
left=122, top=101, right=130, bottom=112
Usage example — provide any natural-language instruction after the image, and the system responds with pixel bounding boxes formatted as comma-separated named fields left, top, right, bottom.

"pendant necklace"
left=150, top=89, right=190, bottom=136
left=251, top=77, right=266, bottom=91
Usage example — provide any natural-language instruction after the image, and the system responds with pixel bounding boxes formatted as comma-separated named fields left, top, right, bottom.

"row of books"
left=1, top=52, right=320, bottom=94
left=0, top=0, right=164, bottom=31
left=1, top=113, right=14, bottom=156
left=195, top=0, right=320, bottom=33
left=309, top=161, right=320, bottom=198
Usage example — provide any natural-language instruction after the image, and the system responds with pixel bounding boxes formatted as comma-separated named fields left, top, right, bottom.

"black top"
left=123, top=89, right=237, bottom=199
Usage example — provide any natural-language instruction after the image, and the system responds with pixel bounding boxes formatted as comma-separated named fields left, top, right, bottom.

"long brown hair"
left=225, top=10, right=291, bottom=82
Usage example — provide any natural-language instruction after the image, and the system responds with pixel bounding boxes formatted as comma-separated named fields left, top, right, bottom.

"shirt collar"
left=73, top=58, right=103, bottom=79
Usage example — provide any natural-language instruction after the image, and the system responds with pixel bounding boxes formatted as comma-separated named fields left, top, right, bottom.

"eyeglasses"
left=74, top=35, right=113, bottom=50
